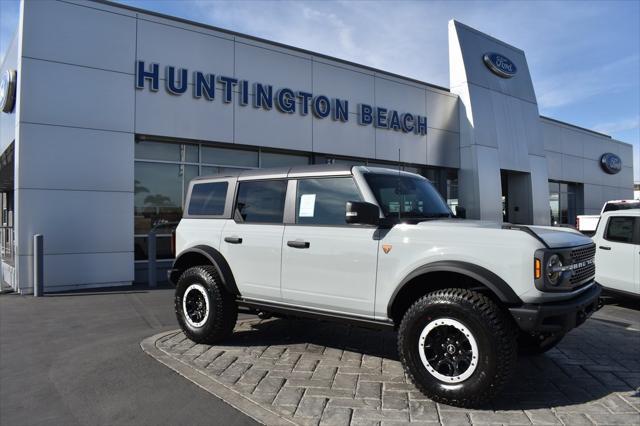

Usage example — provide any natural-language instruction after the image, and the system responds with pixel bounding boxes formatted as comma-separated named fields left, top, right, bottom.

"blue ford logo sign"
left=483, top=53, right=517, bottom=78
left=600, top=153, right=622, bottom=174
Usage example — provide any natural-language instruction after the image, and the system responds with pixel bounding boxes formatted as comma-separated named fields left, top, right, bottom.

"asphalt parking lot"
left=1, top=287, right=639, bottom=426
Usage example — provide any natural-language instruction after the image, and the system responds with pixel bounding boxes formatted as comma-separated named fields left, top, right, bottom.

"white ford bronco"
left=169, top=165, right=600, bottom=407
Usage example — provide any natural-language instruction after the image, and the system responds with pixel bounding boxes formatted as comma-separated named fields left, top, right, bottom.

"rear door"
left=596, top=216, right=637, bottom=293
left=280, top=177, right=379, bottom=316
left=221, top=179, right=287, bottom=302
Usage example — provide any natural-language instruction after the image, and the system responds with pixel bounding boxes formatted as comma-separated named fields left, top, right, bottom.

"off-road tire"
left=398, top=288, right=517, bottom=408
left=518, top=332, right=564, bottom=355
left=175, top=266, right=237, bottom=344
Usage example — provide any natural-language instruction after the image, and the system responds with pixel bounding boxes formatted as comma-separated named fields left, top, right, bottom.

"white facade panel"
left=235, top=100, right=312, bottom=152
left=541, top=120, right=562, bottom=153
left=20, top=58, right=134, bottom=132
left=135, top=86, right=233, bottom=142
left=16, top=189, right=133, bottom=256
left=583, top=184, right=604, bottom=211
left=22, top=0, right=136, bottom=73
left=235, top=41, right=312, bottom=92
left=375, top=128, right=427, bottom=165
left=582, top=159, right=604, bottom=186
left=426, top=90, right=459, bottom=133
left=136, top=18, right=235, bottom=78
left=545, top=151, right=562, bottom=180
left=313, top=114, right=375, bottom=159
left=561, top=154, right=584, bottom=183
left=18, top=124, right=133, bottom=192
left=312, top=61, right=374, bottom=107
left=43, top=252, right=134, bottom=290
left=427, top=129, right=460, bottom=168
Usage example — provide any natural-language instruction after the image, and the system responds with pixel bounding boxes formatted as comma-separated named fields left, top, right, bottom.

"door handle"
left=287, top=240, right=310, bottom=249
left=224, top=236, right=243, bottom=244
left=599, top=246, right=611, bottom=250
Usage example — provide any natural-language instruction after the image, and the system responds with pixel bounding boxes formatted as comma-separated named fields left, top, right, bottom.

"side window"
left=188, top=182, right=228, bottom=216
left=296, top=177, right=363, bottom=225
left=604, top=217, right=635, bottom=244
left=235, top=180, right=287, bottom=223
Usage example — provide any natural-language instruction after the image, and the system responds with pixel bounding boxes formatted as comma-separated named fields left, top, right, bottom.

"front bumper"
left=509, top=282, right=601, bottom=334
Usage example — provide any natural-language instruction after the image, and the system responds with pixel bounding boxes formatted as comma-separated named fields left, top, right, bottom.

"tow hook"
left=257, top=311, right=272, bottom=320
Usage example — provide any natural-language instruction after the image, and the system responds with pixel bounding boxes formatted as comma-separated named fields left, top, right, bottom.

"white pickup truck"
left=577, top=200, right=640, bottom=235
left=593, top=209, right=640, bottom=298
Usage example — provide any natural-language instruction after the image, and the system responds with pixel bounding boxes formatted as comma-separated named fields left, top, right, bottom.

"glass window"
left=605, top=217, right=635, bottom=243
left=261, top=151, right=309, bottom=168
left=188, top=182, right=228, bottom=216
left=135, top=235, right=174, bottom=261
left=235, top=180, right=287, bottom=223
left=135, top=140, right=198, bottom=162
left=134, top=163, right=197, bottom=234
left=603, top=201, right=640, bottom=212
left=202, top=146, right=258, bottom=167
left=295, top=178, right=363, bottom=225
left=364, top=173, right=451, bottom=219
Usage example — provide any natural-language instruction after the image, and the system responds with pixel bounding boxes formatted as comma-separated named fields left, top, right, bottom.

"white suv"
left=169, top=165, right=600, bottom=407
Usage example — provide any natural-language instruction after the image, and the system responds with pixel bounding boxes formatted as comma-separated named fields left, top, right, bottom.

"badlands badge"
left=382, top=244, right=392, bottom=254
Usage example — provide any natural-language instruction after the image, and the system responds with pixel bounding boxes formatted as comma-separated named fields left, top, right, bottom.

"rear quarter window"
left=188, top=182, right=228, bottom=216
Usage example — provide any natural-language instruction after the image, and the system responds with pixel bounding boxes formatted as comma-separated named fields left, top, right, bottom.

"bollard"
left=33, top=234, right=43, bottom=297
left=147, top=232, right=157, bottom=288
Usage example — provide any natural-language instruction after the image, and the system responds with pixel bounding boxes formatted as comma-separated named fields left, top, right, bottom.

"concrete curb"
left=141, top=328, right=296, bottom=426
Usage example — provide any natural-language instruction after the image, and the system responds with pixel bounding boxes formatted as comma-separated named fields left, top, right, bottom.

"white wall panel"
left=313, top=115, right=374, bottom=158
left=375, top=129, right=427, bottom=165
left=234, top=102, right=312, bottom=152
left=312, top=62, right=374, bottom=107
left=22, top=0, right=136, bottom=73
left=136, top=86, right=233, bottom=142
left=426, top=90, right=459, bottom=133
left=583, top=184, right=603, bottom=211
left=20, top=58, right=134, bottom=132
left=374, top=77, right=426, bottom=114
left=541, top=121, right=562, bottom=153
left=235, top=41, right=312, bottom=91
left=561, top=154, right=584, bottom=183
left=466, top=84, right=498, bottom=148
left=136, top=19, right=234, bottom=77
left=545, top=151, right=562, bottom=180
left=16, top=189, right=133, bottom=256
left=18, top=124, right=133, bottom=192
left=427, top=129, right=459, bottom=168
left=562, top=128, right=584, bottom=157
left=582, top=159, right=604, bottom=186
left=43, top=252, right=133, bottom=289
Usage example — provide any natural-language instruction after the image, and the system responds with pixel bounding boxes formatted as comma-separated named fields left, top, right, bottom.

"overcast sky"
left=1, top=0, right=639, bottom=181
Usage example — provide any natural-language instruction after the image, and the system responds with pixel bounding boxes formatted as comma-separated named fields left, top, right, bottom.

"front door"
left=221, top=179, right=287, bottom=302
left=281, top=177, right=379, bottom=317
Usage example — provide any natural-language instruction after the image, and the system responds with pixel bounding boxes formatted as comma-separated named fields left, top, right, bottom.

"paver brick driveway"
left=143, top=316, right=640, bottom=425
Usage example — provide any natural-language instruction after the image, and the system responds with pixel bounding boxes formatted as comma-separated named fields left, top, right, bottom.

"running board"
left=237, top=299, right=395, bottom=330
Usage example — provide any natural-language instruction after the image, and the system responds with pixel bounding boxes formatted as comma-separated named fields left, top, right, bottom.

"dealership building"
left=0, top=0, right=634, bottom=293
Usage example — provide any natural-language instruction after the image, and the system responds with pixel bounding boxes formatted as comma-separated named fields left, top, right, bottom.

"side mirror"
left=455, top=205, right=466, bottom=219
left=346, top=201, right=380, bottom=225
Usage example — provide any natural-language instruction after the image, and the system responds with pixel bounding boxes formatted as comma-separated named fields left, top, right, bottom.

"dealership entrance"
left=500, top=170, right=534, bottom=225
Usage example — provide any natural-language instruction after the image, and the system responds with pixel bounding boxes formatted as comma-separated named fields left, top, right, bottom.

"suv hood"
left=417, top=219, right=593, bottom=249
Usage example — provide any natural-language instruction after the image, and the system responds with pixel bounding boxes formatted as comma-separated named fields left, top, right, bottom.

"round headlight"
left=546, top=254, right=563, bottom=285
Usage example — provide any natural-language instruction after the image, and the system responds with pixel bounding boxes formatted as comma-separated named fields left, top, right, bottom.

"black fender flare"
left=170, top=245, right=239, bottom=296
left=387, top=260, right=522, bottom=318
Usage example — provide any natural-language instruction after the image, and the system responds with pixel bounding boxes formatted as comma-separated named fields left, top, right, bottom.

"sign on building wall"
left=135, top=61, right=428, bottom=136
left=600, top=153, right=622, bottom=174
left=483, top=53, right=517, bottom=78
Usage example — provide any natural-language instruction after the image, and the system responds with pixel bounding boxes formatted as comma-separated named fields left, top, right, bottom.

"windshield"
left=363, top=173, right=452, bottom=219
left=603, top=201, right=640, bottom=212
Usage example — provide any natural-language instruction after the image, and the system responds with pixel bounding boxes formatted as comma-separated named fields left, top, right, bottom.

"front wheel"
left=398, top=289, right=517, bottom=408
left=175, top=266, right=238, bottom=344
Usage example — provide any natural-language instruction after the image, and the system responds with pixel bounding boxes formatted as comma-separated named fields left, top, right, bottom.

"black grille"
left=569, top=244, right=596, bottom=285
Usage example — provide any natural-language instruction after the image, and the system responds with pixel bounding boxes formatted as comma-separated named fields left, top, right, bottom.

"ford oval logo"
left=600, top=153, right=622, bottom=174
left=483, top=53, right=517, bottom=78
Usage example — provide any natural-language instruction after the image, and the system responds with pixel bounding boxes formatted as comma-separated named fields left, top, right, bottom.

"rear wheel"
left=398, top=289, right=517, bottom=407
left=175, top=266, right=237, bottom=344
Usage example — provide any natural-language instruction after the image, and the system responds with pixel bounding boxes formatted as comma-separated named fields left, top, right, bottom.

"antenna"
left=397, top=148, right=402, bottom=221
